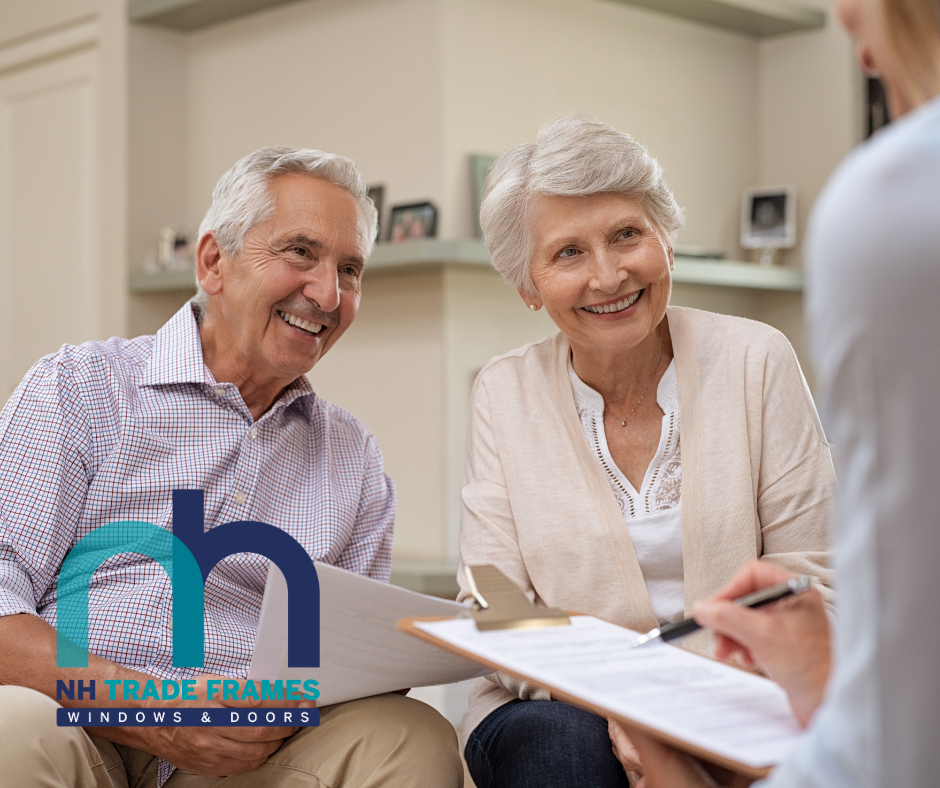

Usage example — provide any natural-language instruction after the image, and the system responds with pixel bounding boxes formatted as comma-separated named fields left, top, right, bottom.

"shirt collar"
left=140, top=301, right=318, bottom=416
left=141, top=302, right=211, bottom=386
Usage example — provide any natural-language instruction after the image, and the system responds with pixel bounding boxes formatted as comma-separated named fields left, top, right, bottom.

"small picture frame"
left=470, top=154, right=498, bottom=239
left=388, top=202, right=438, bottom=243
left=741, top=186, right=797, bottom=253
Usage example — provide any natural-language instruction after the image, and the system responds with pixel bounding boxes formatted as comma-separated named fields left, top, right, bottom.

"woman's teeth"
left=583, top=290, right=643, bottom=314
left=278, top=310, right=323, bottom=335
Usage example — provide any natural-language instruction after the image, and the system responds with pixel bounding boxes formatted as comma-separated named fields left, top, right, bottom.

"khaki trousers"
left=0, top=686, right=463, bottom=788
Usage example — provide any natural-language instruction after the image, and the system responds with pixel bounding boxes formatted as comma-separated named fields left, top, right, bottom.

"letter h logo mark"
left=56, top=490, right=319, bottom=669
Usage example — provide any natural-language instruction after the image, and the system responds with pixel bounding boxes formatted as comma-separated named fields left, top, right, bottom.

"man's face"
left=208, top=174, right=369, bottom=383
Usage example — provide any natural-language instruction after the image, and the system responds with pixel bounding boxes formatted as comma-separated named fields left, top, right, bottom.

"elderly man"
left=0, top=148, right=462, bottom=787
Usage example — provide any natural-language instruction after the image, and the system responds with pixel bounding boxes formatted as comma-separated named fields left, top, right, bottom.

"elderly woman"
left=457, top=116, right=836, bottom=788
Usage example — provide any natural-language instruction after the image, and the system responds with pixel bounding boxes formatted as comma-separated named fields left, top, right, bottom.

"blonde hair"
left=480, top=116, right=684, bottom=294
left=881, top=0, right=940, bottom=103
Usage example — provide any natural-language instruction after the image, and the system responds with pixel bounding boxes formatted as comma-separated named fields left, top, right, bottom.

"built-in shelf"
left=368, top=239, right=491, bottom=269
left=672, top=256, right=803, bottom=291
left=128, top=267, right=196, bottom=294
left=128, top=0, right=306, bottom=31
left=128, top=0, right=825, bottom=37
left=614, top=0, right=825, bottom=37
left=390, top=560, right=460, bottom=599
left=127, top=240, right=804, bottom=294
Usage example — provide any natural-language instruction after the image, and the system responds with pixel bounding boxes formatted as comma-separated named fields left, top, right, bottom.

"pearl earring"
left=529, top=304, right=537, bottom=311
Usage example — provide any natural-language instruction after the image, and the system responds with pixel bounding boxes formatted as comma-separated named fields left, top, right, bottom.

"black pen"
left=631, top=575, right=814, bottom=648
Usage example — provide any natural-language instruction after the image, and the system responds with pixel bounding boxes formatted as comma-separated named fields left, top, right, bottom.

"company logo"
left=54, top=489, right=320, bottom=727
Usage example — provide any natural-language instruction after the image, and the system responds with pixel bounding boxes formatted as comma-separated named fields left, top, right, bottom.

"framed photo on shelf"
left=470, top=154, right=498, bottom=238
left=388, top=202, right=438, bottom=243
left=740, top=186, right=796, bottom=250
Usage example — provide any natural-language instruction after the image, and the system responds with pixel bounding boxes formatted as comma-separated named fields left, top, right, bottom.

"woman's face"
left=525, top=192, right=672, bottom=356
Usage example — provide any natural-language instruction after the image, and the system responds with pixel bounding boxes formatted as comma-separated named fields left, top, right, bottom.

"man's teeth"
left=278, top=310, right=323, bottom=335
left=583, top=290, right=642, bottom=314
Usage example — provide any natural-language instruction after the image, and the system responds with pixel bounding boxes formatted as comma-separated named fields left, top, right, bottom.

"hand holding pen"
left=693, top=560, right=832, bottom=728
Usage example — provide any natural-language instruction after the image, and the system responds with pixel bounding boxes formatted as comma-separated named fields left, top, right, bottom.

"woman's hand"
left=693, top=560, right=832, bottom=727
left=609, top=719, right=644, bottom=782
left=625, top=728, right=755, bottom=788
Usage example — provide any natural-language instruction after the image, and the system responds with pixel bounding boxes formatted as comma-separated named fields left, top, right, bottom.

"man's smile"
left=277, top=309, right=324, bottom=335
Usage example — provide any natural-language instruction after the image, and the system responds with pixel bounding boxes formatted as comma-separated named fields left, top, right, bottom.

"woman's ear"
left=518, top=289, right=542, bottom=311
left=196, top=233, right=224, bottom=297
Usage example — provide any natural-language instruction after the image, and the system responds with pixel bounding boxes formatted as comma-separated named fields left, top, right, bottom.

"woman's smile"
left=581, top=289, right=644, bottom=317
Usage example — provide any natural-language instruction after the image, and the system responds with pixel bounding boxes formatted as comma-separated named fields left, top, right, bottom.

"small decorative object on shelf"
left=740, top=186, right=797, bottom=268
left=367, top=185, right=385, bottom=241
left=144, top=226, right=193, bottom=274
left=388, top=202, right=437, bottom=243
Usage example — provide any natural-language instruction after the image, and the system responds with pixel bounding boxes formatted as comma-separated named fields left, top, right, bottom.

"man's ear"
left=196, top=233, right=224, bottom=296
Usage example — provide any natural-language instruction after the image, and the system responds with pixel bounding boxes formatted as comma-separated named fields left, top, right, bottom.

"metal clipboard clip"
left=465, top=564, right=570, bottom=631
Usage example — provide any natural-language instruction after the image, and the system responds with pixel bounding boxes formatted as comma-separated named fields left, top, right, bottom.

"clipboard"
left=397, top=567, right=799, bottom=780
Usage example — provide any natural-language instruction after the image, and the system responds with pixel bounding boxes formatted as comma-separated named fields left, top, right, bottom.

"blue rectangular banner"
left=57, top=708, right=319, bottom=727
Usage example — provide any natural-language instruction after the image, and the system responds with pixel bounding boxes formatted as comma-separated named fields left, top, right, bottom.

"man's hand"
left=94, top=674, right=304, bottom=777
left=0, top=615, right=303, bottom=778
left=693, top=560, right=831, bottom=727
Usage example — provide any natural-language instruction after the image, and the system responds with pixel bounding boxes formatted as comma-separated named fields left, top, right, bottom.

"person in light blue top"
left=614, top=0, right=940, bottom=786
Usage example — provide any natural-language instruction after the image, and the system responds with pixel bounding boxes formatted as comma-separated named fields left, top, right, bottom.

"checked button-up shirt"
left=0, top=303, right=395, bottom=783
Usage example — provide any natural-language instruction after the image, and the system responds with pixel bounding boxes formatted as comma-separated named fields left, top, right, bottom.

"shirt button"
left=214, top=387, right=226, bottom=397
left=249, top=427, right=258, bottom=440
left=234, top=491, right=247, bottom=505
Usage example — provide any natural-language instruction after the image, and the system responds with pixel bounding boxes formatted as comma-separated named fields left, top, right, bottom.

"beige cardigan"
left=456, top=306, right=836, bottom=744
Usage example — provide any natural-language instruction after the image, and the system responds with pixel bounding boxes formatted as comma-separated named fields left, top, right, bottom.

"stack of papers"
left=414, top=615, right=803, bottom=772
left=249, top=562, right=491, bottom=706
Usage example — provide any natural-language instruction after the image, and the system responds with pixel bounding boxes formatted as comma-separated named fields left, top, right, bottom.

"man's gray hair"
left=195, top=146, right=378, bottom=303
left=480, top=116, right=685, bottom=293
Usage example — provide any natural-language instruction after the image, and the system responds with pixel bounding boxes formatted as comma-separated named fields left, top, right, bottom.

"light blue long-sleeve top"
left=760, top=93, right=940, bottom=788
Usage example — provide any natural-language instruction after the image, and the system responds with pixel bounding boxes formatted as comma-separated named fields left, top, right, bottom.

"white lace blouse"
left=568, top=357, right=685, bottom=624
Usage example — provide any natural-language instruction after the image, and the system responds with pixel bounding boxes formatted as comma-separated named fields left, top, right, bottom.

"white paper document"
left=249, top=562, right=491, bottom=706
left=415, top=615, right=803, bottom=769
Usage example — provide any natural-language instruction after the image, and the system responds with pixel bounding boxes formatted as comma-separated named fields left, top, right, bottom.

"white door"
left=0, top=30, right=100, bottom=400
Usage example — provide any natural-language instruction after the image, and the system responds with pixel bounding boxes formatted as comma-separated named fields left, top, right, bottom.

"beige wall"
left=128, top=24, right=189, bottom=337
left=307, top=269, right=448, bottom=560
left=182, top=0, right=446, bottom=238
left=441, top=0, right=760, bottom=255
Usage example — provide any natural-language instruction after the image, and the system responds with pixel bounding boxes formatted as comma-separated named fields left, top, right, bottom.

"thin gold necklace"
left=604, top=334, right=664, bottom=427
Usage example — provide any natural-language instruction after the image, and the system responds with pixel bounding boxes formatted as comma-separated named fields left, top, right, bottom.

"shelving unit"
left=128, top=0, right=825, bottom=37
left=127, top=239, right=804, bottom=294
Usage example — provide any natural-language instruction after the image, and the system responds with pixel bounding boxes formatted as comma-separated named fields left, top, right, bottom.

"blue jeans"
left=464, top=699, right=632, bottom=788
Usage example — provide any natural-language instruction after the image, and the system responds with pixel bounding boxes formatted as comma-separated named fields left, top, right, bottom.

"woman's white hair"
left=480, top=115, right=685, bottom=293
left=194, top=146, right=378, bottom=304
